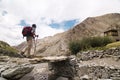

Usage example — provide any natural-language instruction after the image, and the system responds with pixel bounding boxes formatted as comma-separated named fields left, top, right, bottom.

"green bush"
left=69, top=40, right=81, bottom=54
left=69, top=36, right=114, bottom=55
left=79, top=37, right=91, bottom=49
left=102, top=37, right=114, bottom=46
left=90, top=37, right=103, bottom=47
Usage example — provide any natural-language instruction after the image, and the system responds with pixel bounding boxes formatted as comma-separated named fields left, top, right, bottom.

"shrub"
left=102, top=36, right=114, bottom=46
left=80, top=37, right=91, bottom=49
left=69, top=36, right=114, bottom=55
left=69, top=40, right=81, bottom=54
left=90, top=37, right=103, bottom=47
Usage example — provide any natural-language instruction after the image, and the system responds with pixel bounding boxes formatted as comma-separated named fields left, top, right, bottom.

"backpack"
left=22, top=26, right=33, bottom=37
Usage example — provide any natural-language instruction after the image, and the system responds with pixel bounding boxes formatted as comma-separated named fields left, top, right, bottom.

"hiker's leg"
left=27, top=39, right=32, bottom=55
left=32, top=39, right=36, bottom=55
left=23, top=45, right=28, bottom=55
left=20, top=41, right=28, bottom=56
left=26, top=37, right=33, bottom=56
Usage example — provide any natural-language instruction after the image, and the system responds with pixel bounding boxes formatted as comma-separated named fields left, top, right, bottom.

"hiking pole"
left=33, top=37, right=36, bottom=55
left=33, top=35, right=38, bottom=55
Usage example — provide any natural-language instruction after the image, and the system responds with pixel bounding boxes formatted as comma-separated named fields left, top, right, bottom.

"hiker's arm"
left=33, top=34, right=38, bottom=38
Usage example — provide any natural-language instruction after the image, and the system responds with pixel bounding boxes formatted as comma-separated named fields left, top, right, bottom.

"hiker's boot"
left=25, top=55, right=32, bottom=58
left=19, top=51, right=26, bottom=58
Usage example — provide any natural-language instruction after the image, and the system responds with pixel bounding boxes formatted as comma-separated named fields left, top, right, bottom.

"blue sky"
left=49, top=19, right=79, bottom=30
left=19, top=20, right=30, bottom=26
left=0, top=0, right=120, bottom=45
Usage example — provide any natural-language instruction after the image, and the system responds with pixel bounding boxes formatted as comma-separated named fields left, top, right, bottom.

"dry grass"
left=106, top=41, right=120, bottom=48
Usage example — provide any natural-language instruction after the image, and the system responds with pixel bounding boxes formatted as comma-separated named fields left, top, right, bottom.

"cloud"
left=0, top=24, right=23, bottom=45
left=89, top=0, right=120, bottom=17
left=0, top=0, right=120, bottom=45
left=36, top=24, right=64, bottom=38
left=2, top=10, right=7, bottom=16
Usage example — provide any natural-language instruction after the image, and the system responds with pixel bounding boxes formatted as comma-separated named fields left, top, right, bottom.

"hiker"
left=21, top=24, right=38, bottom=57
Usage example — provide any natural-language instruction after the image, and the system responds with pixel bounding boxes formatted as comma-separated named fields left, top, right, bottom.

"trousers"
left=24, top=36, right=33, bottom=56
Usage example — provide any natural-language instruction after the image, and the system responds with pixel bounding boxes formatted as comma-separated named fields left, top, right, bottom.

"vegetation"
left=106, top=41, right=120, bottom=48
left=69, top=40, right=81, bottom=54
left=0, top=41, right=19, bottom=57
left=69, top=36, right=114, bottom=55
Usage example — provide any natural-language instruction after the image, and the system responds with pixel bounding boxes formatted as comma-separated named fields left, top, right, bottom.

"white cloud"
left=0, top=0, right=120, bottom=45
left=89, top=0, right=120, bottom=17
left=36, top=24, right=64, bottom=38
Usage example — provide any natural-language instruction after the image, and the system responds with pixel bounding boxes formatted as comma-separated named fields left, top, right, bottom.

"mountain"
left=16, top=13, right=120, bottom=56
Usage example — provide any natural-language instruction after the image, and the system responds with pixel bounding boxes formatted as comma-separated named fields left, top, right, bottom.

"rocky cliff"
left=16, top=13, right=120, bottom=56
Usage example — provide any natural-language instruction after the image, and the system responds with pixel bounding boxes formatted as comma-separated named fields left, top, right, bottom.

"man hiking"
left=21, top=24, right=38, bottom=58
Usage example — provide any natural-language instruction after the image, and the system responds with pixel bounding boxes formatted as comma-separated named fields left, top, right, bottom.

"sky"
left=0, top=0, right=120, bottom=46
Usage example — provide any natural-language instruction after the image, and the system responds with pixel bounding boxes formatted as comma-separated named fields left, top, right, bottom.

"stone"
left=47, top=57, right=77, bottom=80
left=19, top=76, right=35, bottom=80
left=1, top=65, right=34, bottom=80
left=20, top=63, right=49, bottom=80
left=56, top=77, right=69, bottom=80
left=0, top=77, right=7, bottom=80
left=80, top=75, right=90, bottom=80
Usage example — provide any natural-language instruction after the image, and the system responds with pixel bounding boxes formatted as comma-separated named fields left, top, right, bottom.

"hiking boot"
left=30, top=55, right=35, bottom=58
left=20, top=51, right=24, bottom=55
left=19, top=52, right=26, bottom=58
left=25, top=55, right=32, bottom=58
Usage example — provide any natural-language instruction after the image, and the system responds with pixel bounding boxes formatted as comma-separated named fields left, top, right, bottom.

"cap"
left=32, top=24, right=36, bottom=28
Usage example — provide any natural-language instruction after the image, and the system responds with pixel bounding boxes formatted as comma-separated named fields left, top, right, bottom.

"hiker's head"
left=32, top=24, right=36, bottom=28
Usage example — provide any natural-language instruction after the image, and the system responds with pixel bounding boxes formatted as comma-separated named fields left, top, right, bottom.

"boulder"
left=0, top=77, right=7, bottom=80
left=1, top=65, right=34, bottom=80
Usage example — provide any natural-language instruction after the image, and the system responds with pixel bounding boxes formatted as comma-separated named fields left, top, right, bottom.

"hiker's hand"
left=35, top=35, right=39, bottom=37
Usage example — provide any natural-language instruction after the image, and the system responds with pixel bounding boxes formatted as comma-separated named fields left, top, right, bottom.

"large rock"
left=1, top=65, right=34, bottom=80
left=20, top=63, right=49, bottom=80
left=0, top=77, right=7, bottom=80
left=48, top=57, right=77, bottom=80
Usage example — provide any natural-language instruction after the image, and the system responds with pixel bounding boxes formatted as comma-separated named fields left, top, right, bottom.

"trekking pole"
left=33, top=38, right=36, bottom=55
left=33, top=35, right=38, bottom=55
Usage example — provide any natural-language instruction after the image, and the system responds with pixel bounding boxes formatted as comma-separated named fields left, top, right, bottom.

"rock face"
left=75, top=47, right=120, bottom=80
left=77, top=47, right=120, bottom=61
left=77, top=66, right=120, bottom=80
left=16, top=13, right=120, bottom=56
left=48, top=59, right=76, bottom=80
